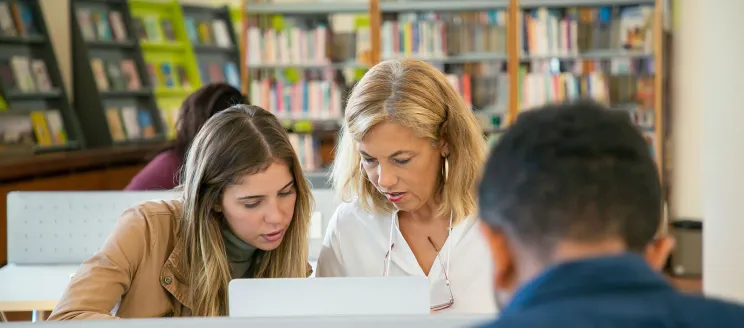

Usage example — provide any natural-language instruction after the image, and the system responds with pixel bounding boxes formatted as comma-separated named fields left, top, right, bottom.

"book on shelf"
left=0, top=3, right=17, bottom=37
left=380, top=10, right=507, bottom=60
left=105, top=107, right=157, bottom=141
left=185, top=17, right=199, bottom=44
left=211, top=20, right=232, bottom=48
left=2, top=56, right=52, bottom=93
left=520, top=5, right=654, bottom=56
left=30, top=59, right=52, bottom=91
left=109, top=11, right=128, bottom=41
left=91, top=58, right=144, bottom=92
left=161, top=19, right=176, bottom=42
left=90, top=58, right=110, bottom=91
left=198, top=20, right=214, bottom=45
left=29, top=110, right=53, bottom=146
left=246, top=14, right=371, bottom=67
left=248, top=69, right=343, bottom=121
left=143, top=16, right=163, bottom=42
left=518, top=57, right=654, bottom=111
left=132, top=17, right=148, bottom=40
left=120, top=60, right=142, bottom=90
left=92, top=11, right=113, bottom=41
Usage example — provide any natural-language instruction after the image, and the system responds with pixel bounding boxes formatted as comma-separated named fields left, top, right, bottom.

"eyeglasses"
left=382, top=239, right=455, bottom=312
left=428, top=236, right=454, bottom=311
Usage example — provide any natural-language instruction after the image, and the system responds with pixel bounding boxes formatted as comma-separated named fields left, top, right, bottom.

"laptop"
left=228, top=276, right=430, bottom=317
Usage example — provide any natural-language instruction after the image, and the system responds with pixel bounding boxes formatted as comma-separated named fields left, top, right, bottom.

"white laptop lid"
left=228, top=276, right=430, bottom=318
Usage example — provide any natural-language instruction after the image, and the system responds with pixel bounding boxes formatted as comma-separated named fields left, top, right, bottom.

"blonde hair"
left=178, top=105, right=311, bottom=316
left=332, top=59, right=487, bottom=222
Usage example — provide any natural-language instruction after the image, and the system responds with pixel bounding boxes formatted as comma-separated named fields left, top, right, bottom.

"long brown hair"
left=332, top=59, right=486, bottom=223
left=173, top=83, right=244, bottom=161
left=178, top=104, right=312, bottom=316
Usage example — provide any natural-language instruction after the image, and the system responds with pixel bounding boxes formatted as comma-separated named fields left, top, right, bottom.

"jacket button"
left=163, top=276, right=172, bottom=285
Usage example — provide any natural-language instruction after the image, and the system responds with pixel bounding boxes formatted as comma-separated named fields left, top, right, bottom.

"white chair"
left=1, top=191, right=179, bottom=321
left=6, top=191, right=180, bottom=265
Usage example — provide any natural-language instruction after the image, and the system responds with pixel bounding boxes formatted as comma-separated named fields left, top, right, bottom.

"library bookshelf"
left=70, top=0, right=166, bottom=148
left=128, top=0, right=201, bottom=140
left=0, top=0, right=86, bottom=156
left=239, top=0, right=667, bottom=188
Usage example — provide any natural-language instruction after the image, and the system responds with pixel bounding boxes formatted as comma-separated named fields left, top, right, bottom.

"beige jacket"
left=48, top=199, right=312, bottom=320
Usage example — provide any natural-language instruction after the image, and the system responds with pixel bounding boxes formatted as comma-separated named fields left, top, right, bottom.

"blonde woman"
left=316, top=59, right=496, bottom=314
left=48, top=105, right=313, bottom=319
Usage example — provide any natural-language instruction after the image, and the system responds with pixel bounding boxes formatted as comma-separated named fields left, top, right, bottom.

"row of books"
left=519, top=71, right=655, bottom=111
left=288, top=133, right=322, bottom=172
left=142, top=60, right=241, bottom=91
left=521, top=6, right=654, bottom=56
left=185, top=17, right=232, bottom=48
left=0, top=2, right=38, bottom=37
left=145, top=62, right=191, bottom=90
left=133, top=15, right=179, bottom=43
left=248, top=70, right=343, bottom=120
left=0, top=56, right=53, bottom=93
left=90, top=58, right=142, bottom=92
left=245, top=14, right=372, bottom=66
left=245, top=21, right=331, bottom=66
left=77, top=9, right=128, bottom=42
left=519, top=57, right=654, bottom=110
left=440, top=62, right=509, bottom=112
left=200, top=61, right=241, bottom=89
left=380, top=11, right=507, bottom=60
left=105, top=107, right=157, bottom=142
left=0, top=110, right=67, bottom=149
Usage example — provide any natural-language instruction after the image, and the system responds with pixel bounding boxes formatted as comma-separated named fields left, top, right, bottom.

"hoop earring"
left=442, top=157, right=449, bottom=184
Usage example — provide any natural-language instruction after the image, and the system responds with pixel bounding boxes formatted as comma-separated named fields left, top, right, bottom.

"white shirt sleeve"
left=315, top=206, right=346, bottom=277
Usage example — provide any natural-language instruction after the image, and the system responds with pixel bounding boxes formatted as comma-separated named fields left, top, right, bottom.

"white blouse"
left=316, top=200, right=498, bottom=315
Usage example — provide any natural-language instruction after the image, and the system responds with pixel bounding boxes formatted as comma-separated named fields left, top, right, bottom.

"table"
left=0, top=261, right=320, bottom=322
left=0, top=264, right=79, bottom=321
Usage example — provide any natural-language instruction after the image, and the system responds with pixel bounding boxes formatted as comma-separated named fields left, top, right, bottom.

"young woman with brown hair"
left=49, top=105, right=313, bottom=319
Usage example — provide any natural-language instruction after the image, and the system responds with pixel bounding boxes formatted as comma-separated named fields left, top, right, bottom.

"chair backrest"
left=7, top=191, right=179, bottom=265
left=7, top=188, right=342, bottom=265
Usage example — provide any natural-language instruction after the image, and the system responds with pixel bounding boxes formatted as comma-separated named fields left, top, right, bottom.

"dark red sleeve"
left=124, top=151, right=181, bottom=191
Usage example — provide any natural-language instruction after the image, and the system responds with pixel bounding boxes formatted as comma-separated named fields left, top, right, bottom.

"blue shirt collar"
left=502, top=253, right=673, bottom=314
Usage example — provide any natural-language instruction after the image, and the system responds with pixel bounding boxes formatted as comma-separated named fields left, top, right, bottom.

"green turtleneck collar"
left=222, top=225, right=256, bottom=278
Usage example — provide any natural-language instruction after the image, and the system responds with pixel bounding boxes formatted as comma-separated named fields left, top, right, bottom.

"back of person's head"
left=174, top=82, right=244, bottom=160
left=478, top=101, right=672, bottom=305
left=332, top=59, right=486, bottom=221
left=178, top=104, right=312, bottom=316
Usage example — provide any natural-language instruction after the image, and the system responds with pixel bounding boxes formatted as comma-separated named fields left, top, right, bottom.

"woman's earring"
left=442, top=157, right=449, bottom=184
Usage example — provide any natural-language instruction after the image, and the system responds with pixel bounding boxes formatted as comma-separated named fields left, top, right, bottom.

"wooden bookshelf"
left=0, top=0, right=86, bottom=156
left=240, top=0, right=666, bottom=182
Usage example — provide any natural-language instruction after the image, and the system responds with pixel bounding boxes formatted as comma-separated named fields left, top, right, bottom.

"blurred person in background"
left=125, top=83, right=244, bottom=190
